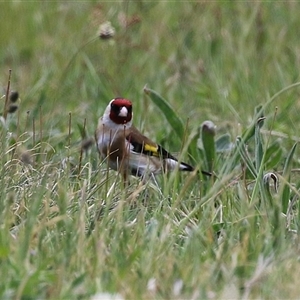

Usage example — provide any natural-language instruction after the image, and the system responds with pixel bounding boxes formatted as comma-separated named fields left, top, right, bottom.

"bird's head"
left=102, top=98, right=133, bottom=129
left=109, top=98, right=133, bottom=124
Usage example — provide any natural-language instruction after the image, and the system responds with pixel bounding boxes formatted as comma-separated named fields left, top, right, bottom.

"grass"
left=1, top=1, right=300, bottom=299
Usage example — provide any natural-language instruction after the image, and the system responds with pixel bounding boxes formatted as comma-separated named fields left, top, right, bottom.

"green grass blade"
left=241, top=105, right=264, bottom=144
left=281, top=143, right=297, bottom=213
left=251, top=117, right=272, bottom=205
left=265, top=140, right=283, bottom=170
left=236, top=136, right=257, bottom=178
left=220, top=105, right=263, bottom=177
left=255, top=117, right=265, bottom=173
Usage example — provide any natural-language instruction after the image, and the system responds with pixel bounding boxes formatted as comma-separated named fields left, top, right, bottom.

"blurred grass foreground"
left=1, top=1, right=300, bottom=299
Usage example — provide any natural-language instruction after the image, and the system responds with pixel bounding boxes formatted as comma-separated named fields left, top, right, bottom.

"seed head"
left=7, top=104, right=18, bottom=114
left=9, top=91, right=19, bottom=103
left=98, top=21, right=115, bottom=40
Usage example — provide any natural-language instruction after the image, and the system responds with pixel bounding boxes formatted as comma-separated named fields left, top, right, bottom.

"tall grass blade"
left=241, top=105, right=264, bottom=144
left=236, top=136, right=257, bottom=179
left=221, top=105, right=262, bottom=177
left=254, top=117, right=265, bottom=173
left=252, top=117, right=267, bottom=204
left=281, top=143, right=297, bottom=214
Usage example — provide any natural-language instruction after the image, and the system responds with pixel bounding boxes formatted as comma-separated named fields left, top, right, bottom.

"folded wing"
left=125, top=126, right=194, bottom=174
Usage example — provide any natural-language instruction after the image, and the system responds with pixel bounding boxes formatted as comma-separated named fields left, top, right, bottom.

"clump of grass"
left=1, top=2, right=300, bottom=299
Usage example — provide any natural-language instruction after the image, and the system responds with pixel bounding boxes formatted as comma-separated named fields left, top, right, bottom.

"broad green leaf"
left=144, top=86, right=184, bottom=140
left=215, top=133, right=234, bottom=153
left=265, top=140, right=283, bottom=170
left=200, top=121, right=216, bottom=172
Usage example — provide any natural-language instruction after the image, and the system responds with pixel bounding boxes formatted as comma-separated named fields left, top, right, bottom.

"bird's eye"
left=111, top=103, right=119, bottom=112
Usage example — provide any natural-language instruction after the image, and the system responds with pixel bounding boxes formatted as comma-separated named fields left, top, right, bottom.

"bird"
left=95, top=97, right=211, bottom=183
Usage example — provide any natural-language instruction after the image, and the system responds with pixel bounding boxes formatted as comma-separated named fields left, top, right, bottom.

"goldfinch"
left=95, top=98, right=210, bottom=182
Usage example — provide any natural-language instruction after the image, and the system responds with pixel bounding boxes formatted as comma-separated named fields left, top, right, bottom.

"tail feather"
left=164, top=158, right=212, bottom=176
left=179, top=161, right=194, bottom=172
left=164, top=158, right=194, bottom=172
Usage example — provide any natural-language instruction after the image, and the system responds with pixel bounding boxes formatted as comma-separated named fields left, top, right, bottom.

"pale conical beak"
left=118, top=106, right=128, bottom=117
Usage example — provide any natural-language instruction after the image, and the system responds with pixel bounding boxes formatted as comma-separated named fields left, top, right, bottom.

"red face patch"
left=109, top=98, right=133, bottom=124
left=111, top=98, right=132, bottom=107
